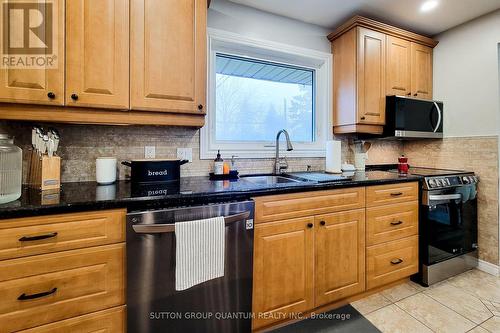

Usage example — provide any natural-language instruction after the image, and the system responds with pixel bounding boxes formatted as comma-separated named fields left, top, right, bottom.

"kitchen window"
left=201, top=29, right=332, bottom=159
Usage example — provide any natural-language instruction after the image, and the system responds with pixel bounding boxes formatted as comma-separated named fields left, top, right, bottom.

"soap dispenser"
left=214, top=150, right=224, bottom=175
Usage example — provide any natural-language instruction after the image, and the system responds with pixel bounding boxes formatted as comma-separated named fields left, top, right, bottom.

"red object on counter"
left=398, top=155, right=409, bottom=175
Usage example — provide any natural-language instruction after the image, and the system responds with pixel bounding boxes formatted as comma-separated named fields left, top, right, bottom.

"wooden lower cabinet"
left=19, top=306, right=125, bottom=333
left=315, top=209, right=365, bottom=307
left=366, top=235, right=419, bottom=290
left=252, top=217, right=315, bottom=330
left=252, top=182, right=419, bottom=330
left=0, top=243, right=125, bottom=332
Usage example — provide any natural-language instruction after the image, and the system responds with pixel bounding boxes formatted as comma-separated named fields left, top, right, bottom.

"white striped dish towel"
left=175, top=216, right=225, bottom=291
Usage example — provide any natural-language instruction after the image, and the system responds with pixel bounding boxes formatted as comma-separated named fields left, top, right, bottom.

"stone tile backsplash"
left=1, top=121, right=402, bottom=182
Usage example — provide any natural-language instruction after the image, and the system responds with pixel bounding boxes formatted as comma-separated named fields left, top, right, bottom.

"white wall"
left=433, top=10, right=500, bottom=137
left=208, top=0, right=331, bottom=53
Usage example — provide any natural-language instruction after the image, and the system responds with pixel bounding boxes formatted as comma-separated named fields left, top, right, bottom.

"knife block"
left=28, top=151, right=61, bottom=191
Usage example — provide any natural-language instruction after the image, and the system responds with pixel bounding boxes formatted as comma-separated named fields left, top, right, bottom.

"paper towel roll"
left=325, top=140, right=342, bottom=173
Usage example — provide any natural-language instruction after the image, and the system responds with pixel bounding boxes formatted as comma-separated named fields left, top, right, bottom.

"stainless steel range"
left=405, top=167, right=479, bottom=286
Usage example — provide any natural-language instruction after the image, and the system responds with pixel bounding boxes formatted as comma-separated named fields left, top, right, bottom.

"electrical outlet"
left=177, top=148, right=193, bottom=163
left=145, top=146, right=156, bottom=159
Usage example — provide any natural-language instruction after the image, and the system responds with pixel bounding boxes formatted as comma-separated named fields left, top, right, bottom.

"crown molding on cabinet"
left=327, top=15, right=438, bottom=48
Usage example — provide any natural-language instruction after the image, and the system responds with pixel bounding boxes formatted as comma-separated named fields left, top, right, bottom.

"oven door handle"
left=428, top=193, right=462, bottom=201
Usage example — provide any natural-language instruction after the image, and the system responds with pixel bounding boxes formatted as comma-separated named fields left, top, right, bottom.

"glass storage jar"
left=0, top=134, right=22, bottom=204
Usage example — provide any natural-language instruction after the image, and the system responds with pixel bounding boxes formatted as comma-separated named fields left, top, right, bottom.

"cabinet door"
left=386, top=36, right=411, bottom=96
left=66, top=0, right=129, bottom=109
left=411, top=43, right=433, bottom=100
left=130, top=0, right=206, bottom=113
left=357, top=27, right=386, bottom=125
left=314, top=209, right=365, bottom=307
left=0, top=0, right=64, bottom=105
left=252, top=217, right=314, bottom=329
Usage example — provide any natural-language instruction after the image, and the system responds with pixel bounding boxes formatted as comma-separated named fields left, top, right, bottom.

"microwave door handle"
left=433, top=102, right=442, bottom=133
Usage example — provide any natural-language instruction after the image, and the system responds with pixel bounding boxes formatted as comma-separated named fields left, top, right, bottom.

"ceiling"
left=228, top=0, right=500, bottom=36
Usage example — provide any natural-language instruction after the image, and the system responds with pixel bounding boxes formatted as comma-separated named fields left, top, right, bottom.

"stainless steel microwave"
left=383, top=96, right=443, bottom=139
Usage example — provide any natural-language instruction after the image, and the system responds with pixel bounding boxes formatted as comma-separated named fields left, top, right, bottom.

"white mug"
left=96, top=157, right=117, bottom=184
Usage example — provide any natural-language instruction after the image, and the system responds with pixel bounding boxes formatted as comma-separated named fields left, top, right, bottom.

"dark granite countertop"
left=0, top=171, right=421, bottom=219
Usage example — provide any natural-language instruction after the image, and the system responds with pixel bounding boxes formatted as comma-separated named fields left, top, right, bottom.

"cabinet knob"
left=71, top=93, right=79, bottom=101
left=320, top=221, right=326, bottom=226
left=47, top=92, right=55, bottom=99
left=307, top=223, right=313, bottom=228
left=198, top=104, right=203, bottom=111
left=360, top=116, right=365, bottom=120
left=407, top=92, right=411, bottom=96
left=413, top=93, right=418, bottom=96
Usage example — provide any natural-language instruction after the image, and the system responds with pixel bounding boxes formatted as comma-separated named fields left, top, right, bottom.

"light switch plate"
left=177, top=148, right=193, bottom=163
left=145, top=146, right=156, bottom=159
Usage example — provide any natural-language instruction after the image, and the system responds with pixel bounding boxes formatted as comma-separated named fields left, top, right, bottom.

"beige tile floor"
left=351, top=270, right=500, bottom=333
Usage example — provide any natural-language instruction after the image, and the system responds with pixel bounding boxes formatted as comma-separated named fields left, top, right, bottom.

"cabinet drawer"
left=366, top=236, right=418, bottom=289
left=253, top=188, right=365, bottom=223
left=366, top=182, right=418, bottom=207
left=366, top=201, right=418, bottom=245
left=0, top=244, right=125, bottom=332
left=19, top=306, right=125, bottom=333
left=0, top=209, right=125, bottom=260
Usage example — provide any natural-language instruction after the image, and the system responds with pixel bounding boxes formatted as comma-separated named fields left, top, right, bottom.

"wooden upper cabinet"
left=357, top=27, right=386, bottom=125
left=386, top=36, right=411, bottom=96
left=329, top=16, right=437, bottom=135
left=0, top=0, right=64, bottom=105
left=130, top=0, right=207, bottom=114
left=314, top=209, right=365, bottom=307
left=252, top=217, right=315, bottom=330
left=66, top=0, right=130, bottom=109
left=411, top=43, right=433, bottom=100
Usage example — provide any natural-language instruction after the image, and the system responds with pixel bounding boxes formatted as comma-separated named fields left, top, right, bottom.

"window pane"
left=215, top=54, right=314, bottom=142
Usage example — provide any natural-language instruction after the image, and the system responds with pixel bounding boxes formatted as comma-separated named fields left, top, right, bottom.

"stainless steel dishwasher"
left=126, top=201, right=254, bottom=333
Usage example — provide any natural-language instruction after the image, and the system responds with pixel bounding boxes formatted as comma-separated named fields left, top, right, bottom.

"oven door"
left=421, top=186, right=478, bottom=265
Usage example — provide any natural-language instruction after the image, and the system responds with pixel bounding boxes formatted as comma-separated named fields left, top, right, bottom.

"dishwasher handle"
left=132, top=211, right=251, bottom=234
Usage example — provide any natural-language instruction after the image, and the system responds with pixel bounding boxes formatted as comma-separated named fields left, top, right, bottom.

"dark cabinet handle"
left=413, top=93, right=418, bottom=96
left=390, top=192, right=403, bottom=197
left=390, top=258, right=403, bottom=265
left=71, top=93, right=78, bottom=101
left=19, top=232, right=58, bottom=242
left=407, top=92, right=411, bottom=96
left=390, top=221, right=403, bottom=226
left=360, top=116, right=365, bottom=120
left=198, top=104, right=203, bottom=111
left=320, top=221, right=326, bottom=226
left=307, top=223, right=313, bottom=228
left=18, top=287, right=57, bottom=301
left=47, top=92, right=55, bottom=99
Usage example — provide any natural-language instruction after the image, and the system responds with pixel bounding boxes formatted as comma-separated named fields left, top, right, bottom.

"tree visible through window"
left=215, top=54, right=315, bottom=143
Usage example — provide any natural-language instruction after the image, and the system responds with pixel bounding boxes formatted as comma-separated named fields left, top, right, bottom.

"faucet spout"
left=274, top=129, right=293, bottom=174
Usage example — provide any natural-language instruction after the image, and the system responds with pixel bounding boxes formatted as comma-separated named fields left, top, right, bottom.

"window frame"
left=200, top=28, right=332, bottom=159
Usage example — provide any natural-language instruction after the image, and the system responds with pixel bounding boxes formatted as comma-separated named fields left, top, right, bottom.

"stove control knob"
left=436, top=179, right=443, bottom=187
left=428, top=179, right=437, bottom=188
left=462, top=176, right=469, bottom=184
left=469, top=176, right=475, bottom=184
left=445, top=178, right=451, bottom=186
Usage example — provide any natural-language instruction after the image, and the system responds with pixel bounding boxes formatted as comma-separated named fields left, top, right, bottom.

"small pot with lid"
left=122, top=159, right=188, bottom=183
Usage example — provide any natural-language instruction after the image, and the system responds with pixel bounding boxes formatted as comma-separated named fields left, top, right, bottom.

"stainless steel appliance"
left=383, top=96, right=443, bottom=139
left=407, top=167, right=478, bottom=286
left=126, top=201, right=255, bottom=333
